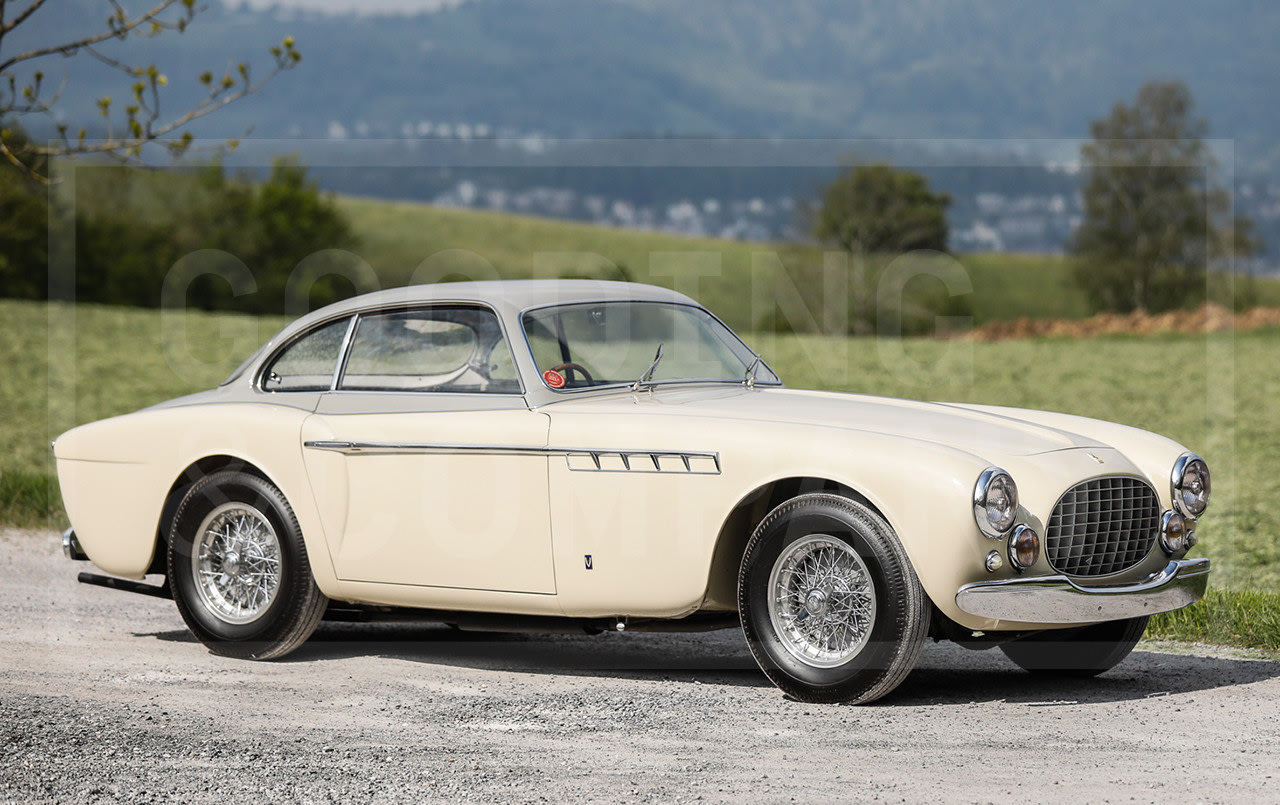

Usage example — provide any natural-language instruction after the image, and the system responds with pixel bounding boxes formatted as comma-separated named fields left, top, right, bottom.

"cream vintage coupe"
left=55, top=280, right=1212, bottom=703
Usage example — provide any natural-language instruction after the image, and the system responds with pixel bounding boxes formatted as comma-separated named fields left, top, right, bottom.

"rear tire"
left=167, top=469, right=327, bottom=660
left=738, top=493, right=928, bottom=704
left=1000, top=616, right=1149, bottom=676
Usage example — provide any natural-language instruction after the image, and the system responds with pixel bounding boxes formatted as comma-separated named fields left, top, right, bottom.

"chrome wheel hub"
left=191, top=502, right=282, bottom=625
left=767, top=535, right=877, bottom=668
left=804, top=588, right=830, bottom=618
left=222, top=550, right=242, bottom=577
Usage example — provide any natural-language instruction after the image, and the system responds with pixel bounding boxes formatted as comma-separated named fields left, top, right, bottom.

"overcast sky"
left=230, top=0, right=469, bottom=14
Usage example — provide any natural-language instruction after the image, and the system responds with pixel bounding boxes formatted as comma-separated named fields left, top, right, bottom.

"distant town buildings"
left=306, top=118, right=1280, bottom=267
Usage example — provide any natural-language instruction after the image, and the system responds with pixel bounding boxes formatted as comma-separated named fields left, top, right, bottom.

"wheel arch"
left=151, top=455, right=277, bottom=575
left=700, top=476, right=898, bottom=611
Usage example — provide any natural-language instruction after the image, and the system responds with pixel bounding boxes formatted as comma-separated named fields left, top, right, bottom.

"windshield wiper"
left=743, top=353, right=763, bottom=389
left=631, top=343, right=665, bottom=391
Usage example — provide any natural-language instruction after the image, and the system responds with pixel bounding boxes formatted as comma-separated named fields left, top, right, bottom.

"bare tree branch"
left=0, top=0, right=51, bottom=38
left=0, top=0, right=300, bottom=181
left=0, top=0, right=191, bottom=73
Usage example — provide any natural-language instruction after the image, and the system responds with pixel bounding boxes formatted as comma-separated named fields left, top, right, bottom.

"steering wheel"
left=549, top=362, right=595, bottom=386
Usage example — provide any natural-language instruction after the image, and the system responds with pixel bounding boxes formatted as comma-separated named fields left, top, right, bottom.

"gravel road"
left=3, top=528, right=1278, bottom=804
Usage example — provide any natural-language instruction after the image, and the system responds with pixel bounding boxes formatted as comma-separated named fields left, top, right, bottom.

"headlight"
left=1171, top=452, right=1211, bottom=518
left=973, top=467, right=1018, bottom=539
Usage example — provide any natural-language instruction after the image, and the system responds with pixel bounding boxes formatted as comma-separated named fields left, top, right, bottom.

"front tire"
left=167, top=469, right=327, bottom=660
left=1000, top=616, right=1148, bottom=676
left=738, top=494, right=929, bottom=704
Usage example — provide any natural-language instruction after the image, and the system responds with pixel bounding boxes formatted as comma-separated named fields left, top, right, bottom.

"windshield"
left=522, top=301, right=780, bottom=390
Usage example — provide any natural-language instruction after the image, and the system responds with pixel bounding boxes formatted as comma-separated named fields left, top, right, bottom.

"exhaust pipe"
left=64, top=528, right=171, bottom=599
left=77, top=572, right=171, bottom=600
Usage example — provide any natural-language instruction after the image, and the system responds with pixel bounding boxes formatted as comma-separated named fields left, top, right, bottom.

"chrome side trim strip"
left=954, top=557, right=1210, bottom=624
left=303, top=440, right=721, bottom=474
left=305, top=440, right=558, bottom=457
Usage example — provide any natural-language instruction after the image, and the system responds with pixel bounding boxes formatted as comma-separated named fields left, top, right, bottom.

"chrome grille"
left=1045, top=477, right=1160, bottom=577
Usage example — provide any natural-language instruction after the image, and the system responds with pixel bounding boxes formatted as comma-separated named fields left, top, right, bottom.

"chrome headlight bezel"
left=1171, top=452, right=1211, bottom=518
left=973, top=467, right=1019, bottom=540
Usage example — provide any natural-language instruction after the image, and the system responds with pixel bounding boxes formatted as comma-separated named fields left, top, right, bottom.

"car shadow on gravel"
left=141, top=622, right=774, bottom=688
left=880, top=645, right=1280, bottom=707
left=139, top=624, right=1280, bottom=703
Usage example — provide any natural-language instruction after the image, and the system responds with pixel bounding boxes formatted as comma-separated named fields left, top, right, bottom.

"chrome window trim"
left=516, top=298, right=782, bottom=394
left=524, top=377, right=783, bottom=396
left=256, top=299, right=528, bottom=397
left=315, top=389, right=527, bottom=398
left=329, top=314, right=360, bottom=391
left=254, top=313, right=355, bottom=394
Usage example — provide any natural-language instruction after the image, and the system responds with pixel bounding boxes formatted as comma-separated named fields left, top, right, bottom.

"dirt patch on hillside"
left=968, top=304, right=1280, bottom=341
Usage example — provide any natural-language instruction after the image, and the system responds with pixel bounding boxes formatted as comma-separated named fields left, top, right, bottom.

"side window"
left=262, top=318, right=350, bottom=392
left=338, top=306, right=520, bottom=393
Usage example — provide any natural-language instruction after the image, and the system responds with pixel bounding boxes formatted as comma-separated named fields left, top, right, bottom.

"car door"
left=300, top=304, right=556, bottom=594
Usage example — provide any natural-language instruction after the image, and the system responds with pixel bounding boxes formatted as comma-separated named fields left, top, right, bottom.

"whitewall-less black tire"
left=1000, top=616, right=1149, bottom=676
left=738, top=493, right=929, bottom=704
left=167, top=469, right=327, bottom=660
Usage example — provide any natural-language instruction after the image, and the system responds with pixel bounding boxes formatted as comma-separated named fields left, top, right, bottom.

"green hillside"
left=338, top=195, right=1097, bottom=328
left=63, top=168, right=1280, bottom=329
left=338, top=196, right=1280, bottom=328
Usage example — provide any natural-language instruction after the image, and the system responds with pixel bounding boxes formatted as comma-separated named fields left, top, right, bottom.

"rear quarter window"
left=261, top=318, right=350, bottom=392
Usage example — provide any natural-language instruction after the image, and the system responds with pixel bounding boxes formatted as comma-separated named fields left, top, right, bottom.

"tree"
left=814, top=164, right=951, bottom=255
left=241, top=159, right=359, bottom=313
left=0, top=0, right=301, bottom=181
left=810, top=164, right=952, bottom=334
left=73, top=159, right=359, bottom=312
left=0, top=123, right=49, bottom=297
left=1070, top=80, right=1257, bottom=313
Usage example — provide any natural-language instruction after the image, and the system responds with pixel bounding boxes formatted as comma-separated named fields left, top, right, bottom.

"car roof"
left=306, top=279, right=694, bottom=321
left=254, top=279, right=699, bottom=364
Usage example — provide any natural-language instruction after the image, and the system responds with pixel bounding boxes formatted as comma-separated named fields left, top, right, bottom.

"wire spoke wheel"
left=767, top=535, right=877, bottom=668
left=169, top=469, right=327, bottom=660
left=192, top=502, right=283, bottom=624
left=739, top=493, right=927, bottom=704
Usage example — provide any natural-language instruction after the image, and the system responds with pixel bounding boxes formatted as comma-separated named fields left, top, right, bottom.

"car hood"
left=548, top=386, right=1106, bottom=459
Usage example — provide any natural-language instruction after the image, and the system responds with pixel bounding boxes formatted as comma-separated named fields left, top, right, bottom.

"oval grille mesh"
left=1045, top=476, right=1160, bottom=577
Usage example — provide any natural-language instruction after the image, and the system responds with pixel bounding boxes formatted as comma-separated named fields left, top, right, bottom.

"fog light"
left=1008, top=524, right=1040, bottom=572
left=1160, top=510, right=1188, bottom=555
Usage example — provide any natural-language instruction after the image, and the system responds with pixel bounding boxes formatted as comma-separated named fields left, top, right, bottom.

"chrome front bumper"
left=955, top=558, right=1210, bottom=624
